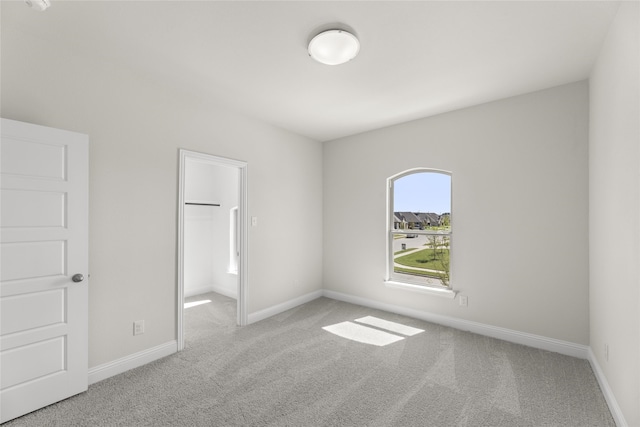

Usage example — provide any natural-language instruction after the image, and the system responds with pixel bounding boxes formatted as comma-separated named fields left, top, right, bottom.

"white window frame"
left=385, top=168, right=455, bottom=298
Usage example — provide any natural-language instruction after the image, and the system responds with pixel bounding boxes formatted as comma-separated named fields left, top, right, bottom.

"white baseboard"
left=184, top=284, right=215, bottom=298
left=247, top=290, right=323, bottom=324
left=185, top=284, right=238, bottom=300
left=588, top=348, right=627, bottom=427
left=88, top=340, right=177, bottom=385
left=210, top=283, right=237, bottom=300
left=322, top=289, right=589, bottom=359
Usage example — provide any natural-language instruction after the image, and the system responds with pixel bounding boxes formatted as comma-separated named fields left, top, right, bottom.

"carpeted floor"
left=4, top=293, right=614, bottom=426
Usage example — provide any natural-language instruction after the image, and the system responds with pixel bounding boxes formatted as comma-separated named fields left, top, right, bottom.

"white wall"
left=184, top=212, right=215, bottom=297
left=324, top=81, right=589, bottom=345
left=0, top=13, right=324, bottom=368
left=184, top=159, right=238, bottom=298
left=589, top=2, right=640, bottom=426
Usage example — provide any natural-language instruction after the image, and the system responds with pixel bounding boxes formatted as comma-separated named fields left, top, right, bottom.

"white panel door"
left=0, top=118, right=88, bottom=423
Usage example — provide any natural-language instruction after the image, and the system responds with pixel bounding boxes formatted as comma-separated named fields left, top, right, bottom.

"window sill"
left=384, top=280, right=457, bottom=299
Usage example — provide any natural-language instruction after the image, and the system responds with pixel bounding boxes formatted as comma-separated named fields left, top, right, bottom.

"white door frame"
left=177, top=149, right=248, bottom=351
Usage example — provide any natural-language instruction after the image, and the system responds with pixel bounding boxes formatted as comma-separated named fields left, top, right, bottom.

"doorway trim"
left=177, top=149, right=248, bottom=351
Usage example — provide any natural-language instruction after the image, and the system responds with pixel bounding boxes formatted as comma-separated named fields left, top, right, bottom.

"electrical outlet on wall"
left=134, top=320, right=145, bottom=336
left=459, top=295, right=468, bottom=307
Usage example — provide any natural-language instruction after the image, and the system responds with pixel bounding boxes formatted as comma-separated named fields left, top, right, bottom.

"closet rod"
left=185, top=202, right=221, bottom=207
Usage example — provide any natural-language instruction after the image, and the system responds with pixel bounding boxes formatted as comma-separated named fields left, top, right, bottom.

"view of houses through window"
left=389, top=170, right=452, bottom=288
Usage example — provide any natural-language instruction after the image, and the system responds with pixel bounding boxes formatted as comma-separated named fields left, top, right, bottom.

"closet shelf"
left=185, top=202, right=220, bottom=207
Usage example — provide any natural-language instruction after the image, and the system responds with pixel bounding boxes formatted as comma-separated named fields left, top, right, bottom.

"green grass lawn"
left=394, top=248, right=449, bottom=271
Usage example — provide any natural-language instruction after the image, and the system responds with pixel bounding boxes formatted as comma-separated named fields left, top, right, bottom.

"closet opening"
left=177, top=149, right=248, bottom=351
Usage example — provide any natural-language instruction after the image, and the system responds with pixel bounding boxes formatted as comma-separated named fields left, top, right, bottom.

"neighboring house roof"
left=416, top=212, right=428, bottom=223
left=393, top=212, right=405, bottom=223
left=397, top=212, right=422, bottom=224
left=422, top=212, right=441, bottom=225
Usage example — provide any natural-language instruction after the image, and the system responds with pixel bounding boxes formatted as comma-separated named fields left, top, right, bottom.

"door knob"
left=72, top=273, right=84, bottom=283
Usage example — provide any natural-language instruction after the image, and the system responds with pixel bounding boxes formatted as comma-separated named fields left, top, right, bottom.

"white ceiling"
left=2, top=1, right=621, bottom=141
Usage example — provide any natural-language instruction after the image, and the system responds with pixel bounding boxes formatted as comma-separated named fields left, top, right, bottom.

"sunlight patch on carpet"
left=322, top=321, right=405, bottom=346
left=355, top=316, right=424, bottom=336
left=184, top=299, right=212, bottom=309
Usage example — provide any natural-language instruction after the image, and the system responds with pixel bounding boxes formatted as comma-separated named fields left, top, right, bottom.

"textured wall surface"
left=324, top=82, right=589, bottom=345
left=589, top=3, right=640, bottom=426
left=1, top=18, right=324, bottom=367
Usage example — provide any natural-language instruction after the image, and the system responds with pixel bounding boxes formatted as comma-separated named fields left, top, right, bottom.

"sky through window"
left=394, top=172, right=451, bottom=213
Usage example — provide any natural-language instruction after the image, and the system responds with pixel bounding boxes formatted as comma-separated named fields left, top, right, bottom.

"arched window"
left=387, top=169, right=452, bottom=289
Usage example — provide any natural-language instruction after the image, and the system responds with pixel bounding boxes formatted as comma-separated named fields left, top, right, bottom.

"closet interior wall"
left=183, top=158, right=239, bottom=299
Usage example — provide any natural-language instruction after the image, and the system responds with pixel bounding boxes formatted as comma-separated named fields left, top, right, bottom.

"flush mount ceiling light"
left=25, top=0, right=50, bottom=11
left=308, top=29, right=360, bottom=65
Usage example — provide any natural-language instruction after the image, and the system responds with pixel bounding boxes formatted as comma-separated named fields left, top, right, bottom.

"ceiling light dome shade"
left=25, top=0, right=50, bottom=11
left=308, top=30, right=360, bottom=65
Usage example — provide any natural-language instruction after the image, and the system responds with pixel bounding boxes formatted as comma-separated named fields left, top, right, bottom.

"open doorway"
left=177, top=149, right=248, bottom=351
